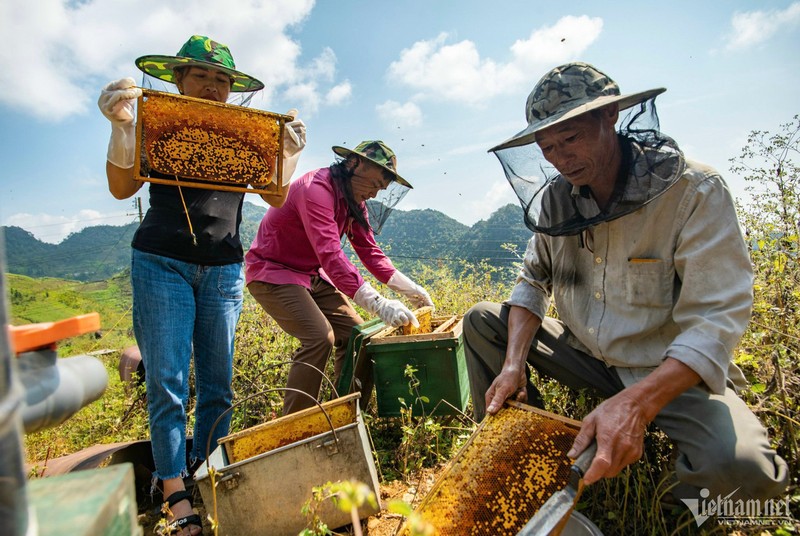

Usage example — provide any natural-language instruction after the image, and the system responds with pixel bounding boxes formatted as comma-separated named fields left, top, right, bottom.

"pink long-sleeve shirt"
left=245, top=167, right=396, bottom=297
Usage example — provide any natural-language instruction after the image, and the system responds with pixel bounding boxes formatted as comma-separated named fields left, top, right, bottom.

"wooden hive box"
left=367, top=311, right=469, bottom=417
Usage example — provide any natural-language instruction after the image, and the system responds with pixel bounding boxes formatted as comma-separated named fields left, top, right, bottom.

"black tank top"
left=132, top=171, right=244, bottom=265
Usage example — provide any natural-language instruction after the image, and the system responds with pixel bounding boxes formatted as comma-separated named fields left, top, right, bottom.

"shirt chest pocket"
left=625, top=259, right=673, bottom=308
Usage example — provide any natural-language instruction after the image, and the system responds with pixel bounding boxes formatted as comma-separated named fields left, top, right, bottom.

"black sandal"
left=160, top=490, right=202, bottom=535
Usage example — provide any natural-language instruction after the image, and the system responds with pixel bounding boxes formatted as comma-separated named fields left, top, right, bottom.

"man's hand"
left=483, top=305, right=543, bottom=416
left=485, top=367, right=527, bottom=415
left=568, top=390, right=649, bottom=484
left=570, top=357, right=701, bottom=485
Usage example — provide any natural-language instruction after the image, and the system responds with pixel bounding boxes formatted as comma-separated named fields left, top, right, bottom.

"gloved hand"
left=282, top=108, right=306, bottom=186
left=387, top=270, right=434, bottom=309
left=353, top=282, right=419, bottom=328
left=97, top=77, right=142, bottom=169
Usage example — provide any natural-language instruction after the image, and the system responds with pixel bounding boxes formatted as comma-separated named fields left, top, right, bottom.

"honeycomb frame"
left=401, top=401, right=582, bottom=535
left=133, top=89, right=291, bottom=195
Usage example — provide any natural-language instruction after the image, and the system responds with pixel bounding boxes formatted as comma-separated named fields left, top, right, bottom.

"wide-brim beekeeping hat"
left=332, top=140, right=413, bottom=188
left=490, top=62, right=665, bottom=152
left=135, top=35, right=264, bottom=93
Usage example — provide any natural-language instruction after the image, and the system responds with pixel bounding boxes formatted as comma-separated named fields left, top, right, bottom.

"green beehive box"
left=366, top=316, right=469, bottom=417
left=336, top=318, right=386, bottom=398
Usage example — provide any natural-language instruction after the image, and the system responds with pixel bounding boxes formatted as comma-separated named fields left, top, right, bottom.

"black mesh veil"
left=493, top=98, right=685, bottom=236
left=139, top=73, right=257, bottom=107
left=330, top=157, right=410, bottom=237
left=365, top=181, right=410, bottom=235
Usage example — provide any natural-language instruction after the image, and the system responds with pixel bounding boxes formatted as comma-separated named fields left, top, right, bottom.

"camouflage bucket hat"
left=332, top=140, right=413, bottom=188
left=490, top=62, right=665, bottom=151
left=135, top=35, right=264, bottom=92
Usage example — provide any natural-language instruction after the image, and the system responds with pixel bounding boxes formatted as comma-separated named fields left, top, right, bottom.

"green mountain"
left=4, top=223, right=138, bottom=281
left=2, top=202, right=532, bottom=282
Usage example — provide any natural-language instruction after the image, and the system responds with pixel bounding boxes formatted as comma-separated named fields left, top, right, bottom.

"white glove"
left=282, top=108, right=306, bottom=186
left=387, top=270, right=434, bottom=309
left=97, top=77, right=142, bottom=169
left=353, top=282, right=419, bottom=328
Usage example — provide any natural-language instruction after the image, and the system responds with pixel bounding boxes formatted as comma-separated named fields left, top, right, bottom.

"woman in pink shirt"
left=246, top=140, right=433, bottom=414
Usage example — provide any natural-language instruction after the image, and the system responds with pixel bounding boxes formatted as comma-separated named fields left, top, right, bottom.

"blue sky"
left=1, top=0, right=798, bottom=243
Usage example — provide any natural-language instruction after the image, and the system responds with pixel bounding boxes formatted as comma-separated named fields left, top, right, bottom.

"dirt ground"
left=137, top=467, right=442, bottom=535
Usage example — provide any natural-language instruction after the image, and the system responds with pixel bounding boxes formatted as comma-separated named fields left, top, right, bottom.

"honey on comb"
left=139, top=90, right=281, bottom=186
left=400, top=403, right=580, bottom=535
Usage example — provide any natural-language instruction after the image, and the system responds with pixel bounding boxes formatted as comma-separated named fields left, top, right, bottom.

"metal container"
left=562, top=510, right=604, bottom=536
left=0, top=240, right=28, bottom=535
left=194, top=393, right=380, bottom=535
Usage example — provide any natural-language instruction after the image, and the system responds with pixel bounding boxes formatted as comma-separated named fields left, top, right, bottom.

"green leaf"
left=388, top=500, right=414, bottom=516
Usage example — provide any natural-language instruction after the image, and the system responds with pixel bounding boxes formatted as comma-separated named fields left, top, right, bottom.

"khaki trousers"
left=463, top=301, right=788, bottom=502
left=248, top=277, right=364, bottom=414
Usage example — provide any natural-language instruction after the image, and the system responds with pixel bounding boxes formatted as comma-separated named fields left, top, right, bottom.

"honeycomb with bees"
left=134, top=89, right=290, bottom=195
left=218, top=393, right=360, bottom=463
left=400, top=401, right=581, bottom=535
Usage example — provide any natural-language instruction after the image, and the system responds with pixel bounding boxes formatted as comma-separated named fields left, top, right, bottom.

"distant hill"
left=2, top=202, right=532, bottom=282
left=4, top=223, right=138, bottom=281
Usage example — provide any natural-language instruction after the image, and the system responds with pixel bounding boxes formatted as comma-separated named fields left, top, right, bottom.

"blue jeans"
left=131, top=249, right=243, bottom=481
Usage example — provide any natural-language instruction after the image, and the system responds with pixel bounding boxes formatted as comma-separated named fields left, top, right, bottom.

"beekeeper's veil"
left=490, top=62, right=684, bottom=236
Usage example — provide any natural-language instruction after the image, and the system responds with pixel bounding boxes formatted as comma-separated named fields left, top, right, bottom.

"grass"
left=11, top=253, right=800, bottom=535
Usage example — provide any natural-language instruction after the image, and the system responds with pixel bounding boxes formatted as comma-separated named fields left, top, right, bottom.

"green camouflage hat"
left=490, top=62, right=665, bottom=151
left=135, top=35, right=264, bottom=92
left=332, top=140, right=413, bottom=188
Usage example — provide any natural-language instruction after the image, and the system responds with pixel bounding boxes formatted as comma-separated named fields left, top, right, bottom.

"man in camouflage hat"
left=463, top=62, right=788, bottom=505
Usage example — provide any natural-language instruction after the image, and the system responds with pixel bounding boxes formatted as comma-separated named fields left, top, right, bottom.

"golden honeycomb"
left=401, top=306, right=434, bottom=335
left=135, top=89, right=284, bottom=192
left=400, top=402, right=580, bottom=535
left=219, top=393, right=359, bottom=463
left=374, top=310, right=458, bottom=343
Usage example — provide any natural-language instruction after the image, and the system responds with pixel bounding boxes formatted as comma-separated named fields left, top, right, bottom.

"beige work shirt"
left=507, top=159, right=753, bottom=394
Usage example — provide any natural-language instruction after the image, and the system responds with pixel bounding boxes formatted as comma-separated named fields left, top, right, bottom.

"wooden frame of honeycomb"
left=400, top=401, right=582, bottom=535
left=218, top=392, right=360, bottom=463
left=371, top=307, right=457, bottom=342
left=133, top=89, right=291, bottom=195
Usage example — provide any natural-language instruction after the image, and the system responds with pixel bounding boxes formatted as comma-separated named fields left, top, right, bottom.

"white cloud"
left=386, top=16, right=603, bottom=106
left=376, top=100, right=423, bottom=128
left=5, top=210, right=133, bottom=244
left=464, top=178, right=518, bottom=223
left=486, top=179, right=518, bottom=210
left=725, top=2, right=800, bottom=50
left=325, top=81, right=352, bottom=106
left=0, top=0, right=353, bottom=121
left=510, top=15, right=603, bottom=68
left=302, top=47, right=337, bottom=81
left=387, top=33, right=509, bottom=105
left=284, top=82, right=321, bottom=115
